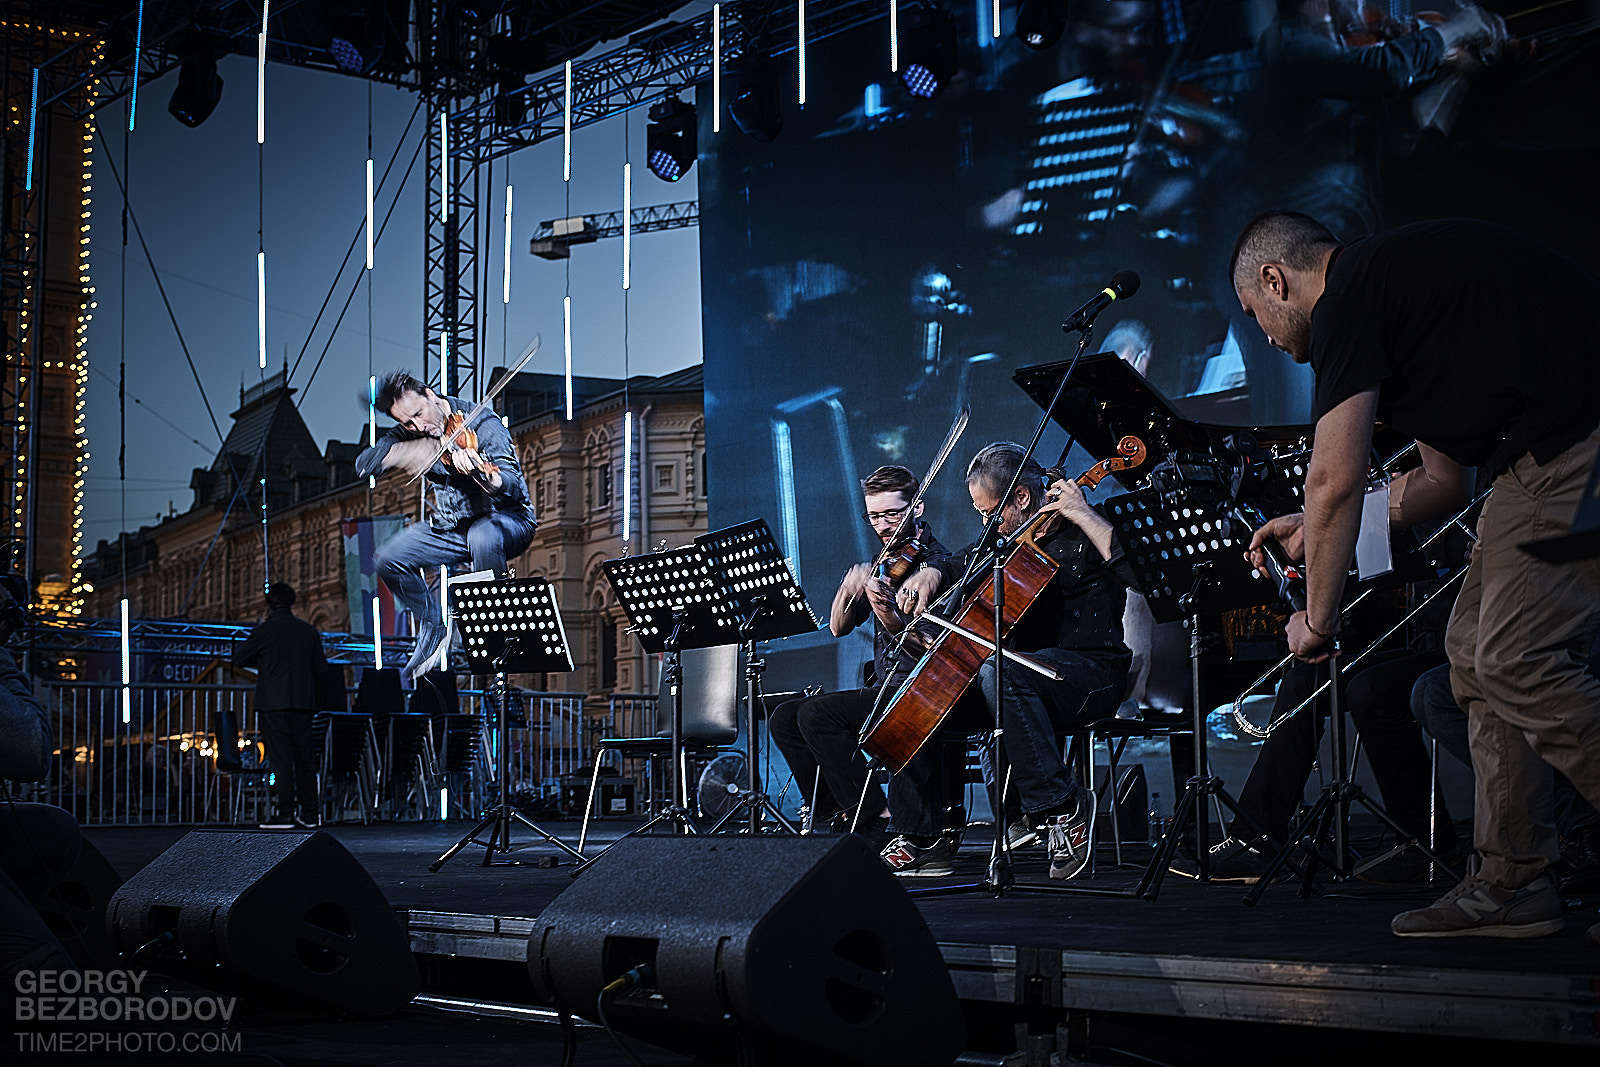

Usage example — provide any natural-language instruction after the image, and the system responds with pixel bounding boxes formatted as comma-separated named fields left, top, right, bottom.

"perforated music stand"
left=1055, top=492, right=1280, bottom=900
left=429, top=576, right=581, bottom=872
left=576, top=523, right=819, bottom=872
left=696, top=520, right=819, bottom=834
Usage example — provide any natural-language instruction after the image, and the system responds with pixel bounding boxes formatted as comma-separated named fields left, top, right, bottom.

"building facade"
left=83, top=365, right=707, bottom=696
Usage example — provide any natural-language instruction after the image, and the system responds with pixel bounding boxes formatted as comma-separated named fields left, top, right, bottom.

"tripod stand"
left=430, top=575, right=582, bottom=871
left=1129, top=565, right=1272, bottom=900
left=704, top=603, right=799, bottom=835
left=1243, top=644, right=1460, bottom=904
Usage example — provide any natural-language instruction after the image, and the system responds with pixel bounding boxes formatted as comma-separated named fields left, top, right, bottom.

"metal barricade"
left=7, top=681, right=606, bottom=825
left=459, top=688, right=591, bottom=805
left=21, top=682, right=261, bottom=827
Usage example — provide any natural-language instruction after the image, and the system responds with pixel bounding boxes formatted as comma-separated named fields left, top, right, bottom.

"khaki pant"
left=1446, top=426, right=1600, bottom=889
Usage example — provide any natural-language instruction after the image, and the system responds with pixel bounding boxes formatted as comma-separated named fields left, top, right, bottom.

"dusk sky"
left=83, top=52, right=703, bottom=551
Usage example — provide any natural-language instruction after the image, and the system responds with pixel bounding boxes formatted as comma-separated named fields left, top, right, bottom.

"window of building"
left=654, top=463, right=675, bottom=492
left=596, top=465, right=613, bottom=509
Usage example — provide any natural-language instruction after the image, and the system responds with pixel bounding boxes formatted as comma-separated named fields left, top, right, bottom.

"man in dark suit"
left=233, top=583, right=328, bottom=829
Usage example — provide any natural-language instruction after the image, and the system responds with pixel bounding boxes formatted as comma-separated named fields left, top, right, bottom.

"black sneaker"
left=1006, top=818, right=1043, bottom=851
left=1169, top=835, right=1273, bottom=884
left=880, top=835, right=957, bottom=877
left=1047, top=790, right=1096, bottom=881
left=259, top=816, right=294, bottom=830
left=293, top=815, right=317, bottom=830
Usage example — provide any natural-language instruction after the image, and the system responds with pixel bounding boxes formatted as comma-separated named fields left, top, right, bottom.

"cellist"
left=889, top=442, right=1139, bottom=880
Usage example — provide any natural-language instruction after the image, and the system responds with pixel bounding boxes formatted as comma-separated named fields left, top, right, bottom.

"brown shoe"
left=1391, top=873, right=1564, bottom=939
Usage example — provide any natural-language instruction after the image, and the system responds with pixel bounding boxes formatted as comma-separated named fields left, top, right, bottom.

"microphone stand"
left=913, top=316, right=1105, bottom=899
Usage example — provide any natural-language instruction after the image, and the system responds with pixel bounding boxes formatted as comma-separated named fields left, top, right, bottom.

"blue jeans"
left=1411, top=662, right=1598, bottom=838
left=375, top=513, right=537, bottom=633
left=888, top=648, right=1124, bottom=837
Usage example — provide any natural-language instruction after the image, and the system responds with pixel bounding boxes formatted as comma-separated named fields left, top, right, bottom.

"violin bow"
left=406, top=333, right=542, bottom=484
left=844, top=406, right=970, bottom=614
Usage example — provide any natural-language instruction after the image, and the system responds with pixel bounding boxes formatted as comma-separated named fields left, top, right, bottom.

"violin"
left=875, top=529, right=929, bottom=587
left=860, top=436, right=1148, bottom=773
left=439, top=409, right=501, bottom=483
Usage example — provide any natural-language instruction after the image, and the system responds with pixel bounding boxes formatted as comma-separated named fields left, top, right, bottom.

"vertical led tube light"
left=439, top=565, right=450, bottom=658
left=439, top=111, right=449, bottom=221
left=890, top=1, right=899, bottom=73
left=623, top=411, right=633, bottom=542
left=563, top=62, right=573, bottom=182
left=373, top=595, right=383, bottom=668
left=798, top=0, right=807, bottom=105
left=129, top=1, right=145, bottom=132
left=621, top=164, right=631, bottom=291
left=712, top=5, right=722, bottom=133
left=563, top=296, right=574, bottom=419
left=368, top=375, right=377, bottom=488
left=257, top=251, right=267, bottom=368
left=25, top=68, right=38, bottom=191
left=992, top=0, right=1001, bottom=37
left=256, top=30, right=267, bottom=144
left=502, top=184, right=513, bottom=304
left=365, top=157, right=374, bottom=269
left=119, top=598, right=131, bottom=724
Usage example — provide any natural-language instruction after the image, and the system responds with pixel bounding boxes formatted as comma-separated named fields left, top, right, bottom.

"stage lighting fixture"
left=329, top=14, right=378, bottom=73
left=646, top=96, right=697, bottom=182
left=167, top=37, right=222, bottom=128
left=897, top=6, right=960, bottom=99
left=1016, top=0, right=1070, bottom=49
left=729, top=57, right=783, bottom=142
left=494, top=75, right=530, bottom=127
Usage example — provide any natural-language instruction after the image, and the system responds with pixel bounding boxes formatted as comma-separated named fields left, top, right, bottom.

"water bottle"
left=1147, top=791, right=1164, bottom=846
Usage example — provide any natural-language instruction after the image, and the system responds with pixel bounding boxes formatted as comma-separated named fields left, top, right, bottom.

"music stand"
left=429, top=576, right=581, bottom=872
left=695, top=520, right=819, bottom=834
left=576, top=523, right=819, bottom=872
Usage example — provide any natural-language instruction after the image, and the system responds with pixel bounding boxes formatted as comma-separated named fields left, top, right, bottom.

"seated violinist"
left=891, top=442, right=1138, bottom=879
left=768, top=466, right=953, bottom=845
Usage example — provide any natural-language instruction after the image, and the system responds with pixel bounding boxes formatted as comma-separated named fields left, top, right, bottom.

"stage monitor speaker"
left=108, top=830, right=418, bottom=1016
left=2, top=804, right=122, bottom=968
left=529, top=835, right=965, bottom=1066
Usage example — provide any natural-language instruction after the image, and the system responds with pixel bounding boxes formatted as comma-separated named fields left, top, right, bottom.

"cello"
left=859, top=436, right=1147, bottom=774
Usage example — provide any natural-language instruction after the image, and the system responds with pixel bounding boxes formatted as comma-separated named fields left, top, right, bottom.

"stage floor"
left=84, top=821, right=1600, bottom=1055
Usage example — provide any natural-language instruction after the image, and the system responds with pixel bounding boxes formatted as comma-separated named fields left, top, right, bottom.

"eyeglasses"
left=973, top=499, right=1008, bottom=525
left=865, top=504, right=912, bottom=524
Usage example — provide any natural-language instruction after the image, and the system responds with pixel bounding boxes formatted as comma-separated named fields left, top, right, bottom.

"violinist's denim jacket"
left=354, top=396, right=536, bottom=532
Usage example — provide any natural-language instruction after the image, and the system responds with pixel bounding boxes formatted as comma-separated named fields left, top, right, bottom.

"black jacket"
left=233, top=609, right=328, bottom=713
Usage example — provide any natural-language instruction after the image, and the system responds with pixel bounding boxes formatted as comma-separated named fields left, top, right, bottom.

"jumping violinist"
left=355, top=370, right=538, bottom=681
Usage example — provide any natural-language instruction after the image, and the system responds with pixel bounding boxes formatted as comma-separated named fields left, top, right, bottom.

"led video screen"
left=699, top=1, right=1600, bottom=690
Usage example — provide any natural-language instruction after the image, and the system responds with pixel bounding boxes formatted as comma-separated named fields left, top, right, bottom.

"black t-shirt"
left=933, top=519, right=1136, bottom=673
left=1308, top=219, right=1600, bottom=472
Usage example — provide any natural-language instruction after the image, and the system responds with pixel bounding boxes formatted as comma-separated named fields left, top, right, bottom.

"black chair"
left=1066, top=690, right=1193, bottom=872
left=578, top=644, right=741, bottom=851
left=313, top=711, right=380, bottom=824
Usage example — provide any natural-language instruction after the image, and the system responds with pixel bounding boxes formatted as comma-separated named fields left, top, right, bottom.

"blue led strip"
left=25, top=68, right=39, bottom=192
left=129, top=0, right=145, bottom=132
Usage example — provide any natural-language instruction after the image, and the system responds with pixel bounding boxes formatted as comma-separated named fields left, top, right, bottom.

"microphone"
left=1060, top=270, right=1141, bottom=333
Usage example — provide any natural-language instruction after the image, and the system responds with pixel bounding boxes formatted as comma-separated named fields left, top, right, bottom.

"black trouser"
left=1233, top=650, right=1453, bottom=850
left=770, top=690, right=884, bottom=824
left=260, top=710, right=319, bottom=821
